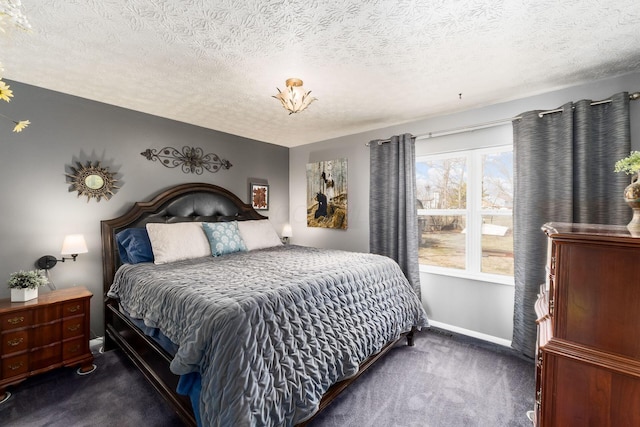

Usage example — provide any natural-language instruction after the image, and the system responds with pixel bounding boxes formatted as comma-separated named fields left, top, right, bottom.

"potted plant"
left=7, top=269, right=48, bottom=302
left=614, top=150, right=640, bottom=176
left=614, top=151, right=640, bottom=234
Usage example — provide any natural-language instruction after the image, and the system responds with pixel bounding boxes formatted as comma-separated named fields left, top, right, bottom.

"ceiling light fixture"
left=273, top=78, right=316, bottom=114
left=0, top=0, right=32, bottom=32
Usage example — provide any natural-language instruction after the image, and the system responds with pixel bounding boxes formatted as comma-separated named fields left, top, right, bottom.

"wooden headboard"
left=100, top=182, right=267, bottom=296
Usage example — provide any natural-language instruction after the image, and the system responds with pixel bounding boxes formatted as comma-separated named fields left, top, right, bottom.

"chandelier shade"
left=0, top=0, right=32, bottom=32
left=273, top=78, right=316, bottom=114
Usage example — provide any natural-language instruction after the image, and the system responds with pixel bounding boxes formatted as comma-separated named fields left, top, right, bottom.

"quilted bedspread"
left=108, top=245, right=428, bottom=426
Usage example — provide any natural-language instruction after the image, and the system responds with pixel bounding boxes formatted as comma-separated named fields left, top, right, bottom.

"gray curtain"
left=369, top=133, right=421, bottom=298
left=512, top=92, right=631, bottom=358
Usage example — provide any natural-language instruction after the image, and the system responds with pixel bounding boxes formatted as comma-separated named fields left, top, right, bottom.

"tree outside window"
left=416, top=146, right=513, bottom=279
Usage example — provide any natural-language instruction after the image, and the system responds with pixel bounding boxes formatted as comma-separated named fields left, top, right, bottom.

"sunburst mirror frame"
left=66, top=161, right=119, bottom=202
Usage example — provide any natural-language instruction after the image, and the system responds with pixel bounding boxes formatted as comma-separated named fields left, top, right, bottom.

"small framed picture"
left=250, top=183, right=269, bottom=210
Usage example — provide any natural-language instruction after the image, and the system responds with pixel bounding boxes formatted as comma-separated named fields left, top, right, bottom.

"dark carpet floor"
left=0, top=343, right=184, bottom=427
left=307, top=329, right=535, bottom=427
left=0, top=329, right=534, bottom=426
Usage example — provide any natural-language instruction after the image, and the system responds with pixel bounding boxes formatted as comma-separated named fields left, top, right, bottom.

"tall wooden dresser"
left=535, top=223, right=640, bottom=426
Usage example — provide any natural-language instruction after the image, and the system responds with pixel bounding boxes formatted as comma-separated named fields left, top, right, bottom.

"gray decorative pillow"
left=202, top=221, right=247, bottom=257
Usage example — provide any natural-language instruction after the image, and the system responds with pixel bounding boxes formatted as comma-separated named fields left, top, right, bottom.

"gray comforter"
left=108, top=245, right=428, bottom=426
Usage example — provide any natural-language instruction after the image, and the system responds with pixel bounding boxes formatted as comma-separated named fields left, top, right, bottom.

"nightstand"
left=0, top=287, right=94, bottom=403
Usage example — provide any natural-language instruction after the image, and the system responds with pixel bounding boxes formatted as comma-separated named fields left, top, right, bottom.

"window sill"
left=419, top=264, right=514, bottom=286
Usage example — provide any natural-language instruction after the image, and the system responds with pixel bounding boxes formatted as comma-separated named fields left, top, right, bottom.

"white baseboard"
left=90, top=336, right=104, bottom=353
left=428, top=320, right=512, bottom=348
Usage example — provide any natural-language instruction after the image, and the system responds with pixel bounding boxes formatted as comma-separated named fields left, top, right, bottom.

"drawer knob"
left=8, top=361, right=24, bottom=371
left=7, top=316, right=25, bottom=325
left=69, top=344, right=81, bottom=353
left=67, top=305, right=81, bottom=313
left=7, top=337, right=24, bottom=347
left=67, top=324, right=80, bottom=332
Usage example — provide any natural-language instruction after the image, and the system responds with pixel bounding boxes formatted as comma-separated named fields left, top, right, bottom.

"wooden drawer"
left=63, top=337, right=87, bottom=360
left=2, top=330, right=29, bottom=354
left=554, top=243, right=640, bottom=358
left=31, top=343, right=62, bottom=371
left=2, top=353, right=29, bottom=379
left=540, top=348, right=640, bottom=426
left=0, top=310, right=33, bottom=331
left=33, top=305, right=61, bottom=324
left=33, top=322, right=62, bottom=347
left=62, top=301, right=85, bottom=317
left=62, top=316, right=84, bottom=339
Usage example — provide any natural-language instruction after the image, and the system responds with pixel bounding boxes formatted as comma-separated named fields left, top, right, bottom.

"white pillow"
left=237, top=220, right=283, bottom=251
left=146, top=222, right=211, bottom=264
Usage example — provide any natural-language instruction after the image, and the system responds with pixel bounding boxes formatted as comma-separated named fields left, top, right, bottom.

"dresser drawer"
left=2, top=330, right=29, bottom=354
left=31, top=343, right=62, bottom=371
left=2, top=353, right=29, bottom=379
left=0, top=310, right=33, bottom=331
left=34, top=305, right=62, bottom=324
left=33, top=322, right=62, bottom=347
left=62, top=301, right=85, bottom=317
left=62, top=316, right=84, bottom=339
left=63, top=337, right=87, bottom=360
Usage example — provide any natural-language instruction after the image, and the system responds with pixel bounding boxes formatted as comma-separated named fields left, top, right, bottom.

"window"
left=416, top=145, right=513, bottom=283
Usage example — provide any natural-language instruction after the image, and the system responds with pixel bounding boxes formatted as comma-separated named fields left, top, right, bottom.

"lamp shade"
left=282, top=224, right=293, bottom=238
left=61, top=234, right=88, bottom=255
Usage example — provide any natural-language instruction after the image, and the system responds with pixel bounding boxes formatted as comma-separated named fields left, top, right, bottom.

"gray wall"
left=290, top=71, right=640, bottom=344
left=0, top=81, right=289, bottom=338
left=4, top=72, right=639, bottom=344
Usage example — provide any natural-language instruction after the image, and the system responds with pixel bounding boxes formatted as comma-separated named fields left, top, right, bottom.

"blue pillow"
left=116, top=228, right=154, bottom=264
left=202, top=222, right=247, bottom=257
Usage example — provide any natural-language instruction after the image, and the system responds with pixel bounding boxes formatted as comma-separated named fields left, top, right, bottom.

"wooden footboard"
left=104, top=299, right=197, bottom=426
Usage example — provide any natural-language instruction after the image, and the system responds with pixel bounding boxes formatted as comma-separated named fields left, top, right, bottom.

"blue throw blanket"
left=108, top=245, right=428, bottom=426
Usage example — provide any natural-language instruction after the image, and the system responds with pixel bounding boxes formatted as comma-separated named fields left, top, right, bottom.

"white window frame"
left=417, top=144, right=514, bottom=286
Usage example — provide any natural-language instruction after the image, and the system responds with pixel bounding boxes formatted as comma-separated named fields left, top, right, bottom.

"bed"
left=101, top=182, right=428, bottom=426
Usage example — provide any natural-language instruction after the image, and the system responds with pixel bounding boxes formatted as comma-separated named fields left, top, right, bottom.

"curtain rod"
left=367, top=91, right=640, bottom=146
left=536, top=91, right=640, bottom=118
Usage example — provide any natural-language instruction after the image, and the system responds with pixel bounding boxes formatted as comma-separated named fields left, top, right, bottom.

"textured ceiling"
left=2, top=0, right=640, bottom=147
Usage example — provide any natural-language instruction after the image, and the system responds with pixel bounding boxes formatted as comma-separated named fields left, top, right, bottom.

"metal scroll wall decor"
left=141, top=146, right=232, bottom=174
left=66, top=161, right=119, bottom=202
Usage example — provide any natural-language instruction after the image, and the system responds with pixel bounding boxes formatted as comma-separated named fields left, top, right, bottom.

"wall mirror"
left=66, top=161, right=119, bottom=202
left=85, top=174, right=104, bottom=190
